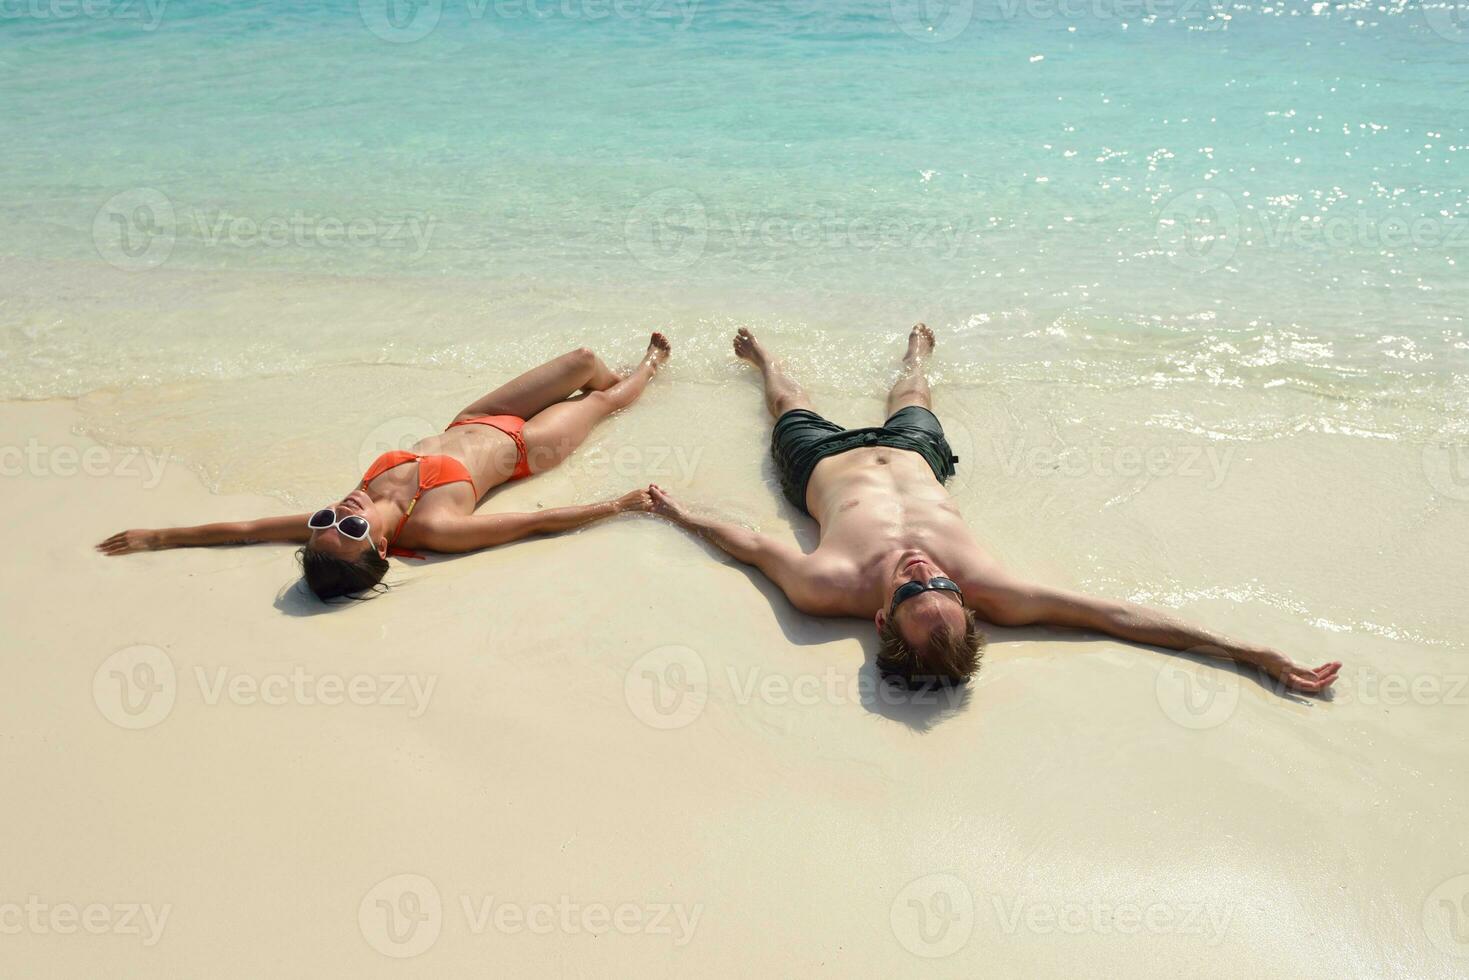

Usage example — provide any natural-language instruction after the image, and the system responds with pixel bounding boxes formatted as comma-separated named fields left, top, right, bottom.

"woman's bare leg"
left=452, top=346, right=622, bottom=424
left=521, top=333, right=671, bottom=473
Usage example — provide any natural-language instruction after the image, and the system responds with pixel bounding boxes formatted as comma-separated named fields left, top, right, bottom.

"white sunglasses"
left=307, top=507, right=372, bottom=541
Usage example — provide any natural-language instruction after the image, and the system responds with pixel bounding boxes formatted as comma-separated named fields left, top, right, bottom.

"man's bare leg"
left=886, top=322, right=935, bottom=416
left=734, top=327, right=813, bottom=418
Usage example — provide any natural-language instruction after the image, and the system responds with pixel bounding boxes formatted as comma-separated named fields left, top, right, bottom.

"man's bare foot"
left=645, top=331, right=672, bottom=369
left=733, top=327, right=767, bottom=366
left=905, top=323, right=935, bottom=365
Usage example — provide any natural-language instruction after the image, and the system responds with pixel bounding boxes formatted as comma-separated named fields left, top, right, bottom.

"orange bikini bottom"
left=448, top=414, right=531, bottom=480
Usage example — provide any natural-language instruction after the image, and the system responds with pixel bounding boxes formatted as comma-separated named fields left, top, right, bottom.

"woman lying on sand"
left=96, top=336, right=670, bottom=598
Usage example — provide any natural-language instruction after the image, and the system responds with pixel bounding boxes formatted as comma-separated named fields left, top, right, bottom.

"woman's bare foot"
left=645, top=331, right=672, bottom=369
left=599, top=332, right=670, bottom=389
left=733, top=327, right=767, bottom=367
left=905, top=322, right=935, bottom=365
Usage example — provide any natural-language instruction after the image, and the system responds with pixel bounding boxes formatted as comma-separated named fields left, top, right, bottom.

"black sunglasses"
left=307, top=507, right=372, bottom=541
left=889, top=577, right=964, bottom=615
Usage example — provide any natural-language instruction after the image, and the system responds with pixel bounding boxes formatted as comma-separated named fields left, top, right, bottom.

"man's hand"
left=1256, top=653, right=1341, bottom=694
left=647, top=484, right=690, bottom=524
left=96, top=529, right=163, bottom=555
left=962, top=574, right=1344, bottom=696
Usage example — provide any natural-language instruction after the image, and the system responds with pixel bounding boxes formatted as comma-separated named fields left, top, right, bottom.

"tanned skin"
left=97, top=336, right=671, bottom=560
left=648, top=325, right=1340, bottom=695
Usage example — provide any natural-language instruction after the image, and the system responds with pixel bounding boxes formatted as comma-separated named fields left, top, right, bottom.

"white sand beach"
left=4, top=386, right=1467, bottom=977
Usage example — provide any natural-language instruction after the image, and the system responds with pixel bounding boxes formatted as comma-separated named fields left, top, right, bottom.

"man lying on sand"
left=648, top=325, right=1341, bottom=693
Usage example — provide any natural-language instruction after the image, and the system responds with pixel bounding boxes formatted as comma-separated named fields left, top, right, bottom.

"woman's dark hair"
left=296, top=545, right=390, bottom=600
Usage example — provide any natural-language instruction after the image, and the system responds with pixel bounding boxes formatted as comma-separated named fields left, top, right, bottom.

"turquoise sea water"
left=2, top=0, right=1466, bottom=438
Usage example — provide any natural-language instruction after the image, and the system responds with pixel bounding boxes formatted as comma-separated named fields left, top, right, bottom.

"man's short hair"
left=877, top=606, right=986, bottom=687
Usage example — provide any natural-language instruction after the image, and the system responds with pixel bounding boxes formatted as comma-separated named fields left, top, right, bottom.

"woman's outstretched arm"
left=96, top=514, right=314, bottom=555
left=411, top=489, right=652, bottom=554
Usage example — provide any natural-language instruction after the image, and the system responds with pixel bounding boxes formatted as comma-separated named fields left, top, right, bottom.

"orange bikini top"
left=360, top=451, right=475, bottom=557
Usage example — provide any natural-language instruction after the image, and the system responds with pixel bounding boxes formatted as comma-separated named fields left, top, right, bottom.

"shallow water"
left=3, top=0, right=1467, bottom=643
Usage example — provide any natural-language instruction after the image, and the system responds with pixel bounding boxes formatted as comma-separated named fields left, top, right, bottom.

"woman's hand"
left=614, top=487, right=655, bottom=514
left=96, top=529, right=165, bottom=556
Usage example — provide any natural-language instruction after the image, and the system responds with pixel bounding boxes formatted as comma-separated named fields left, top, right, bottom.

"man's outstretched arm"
left=647, top=485, right=841, bottom=615
left=964, top=574, right=1340, bottom=694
